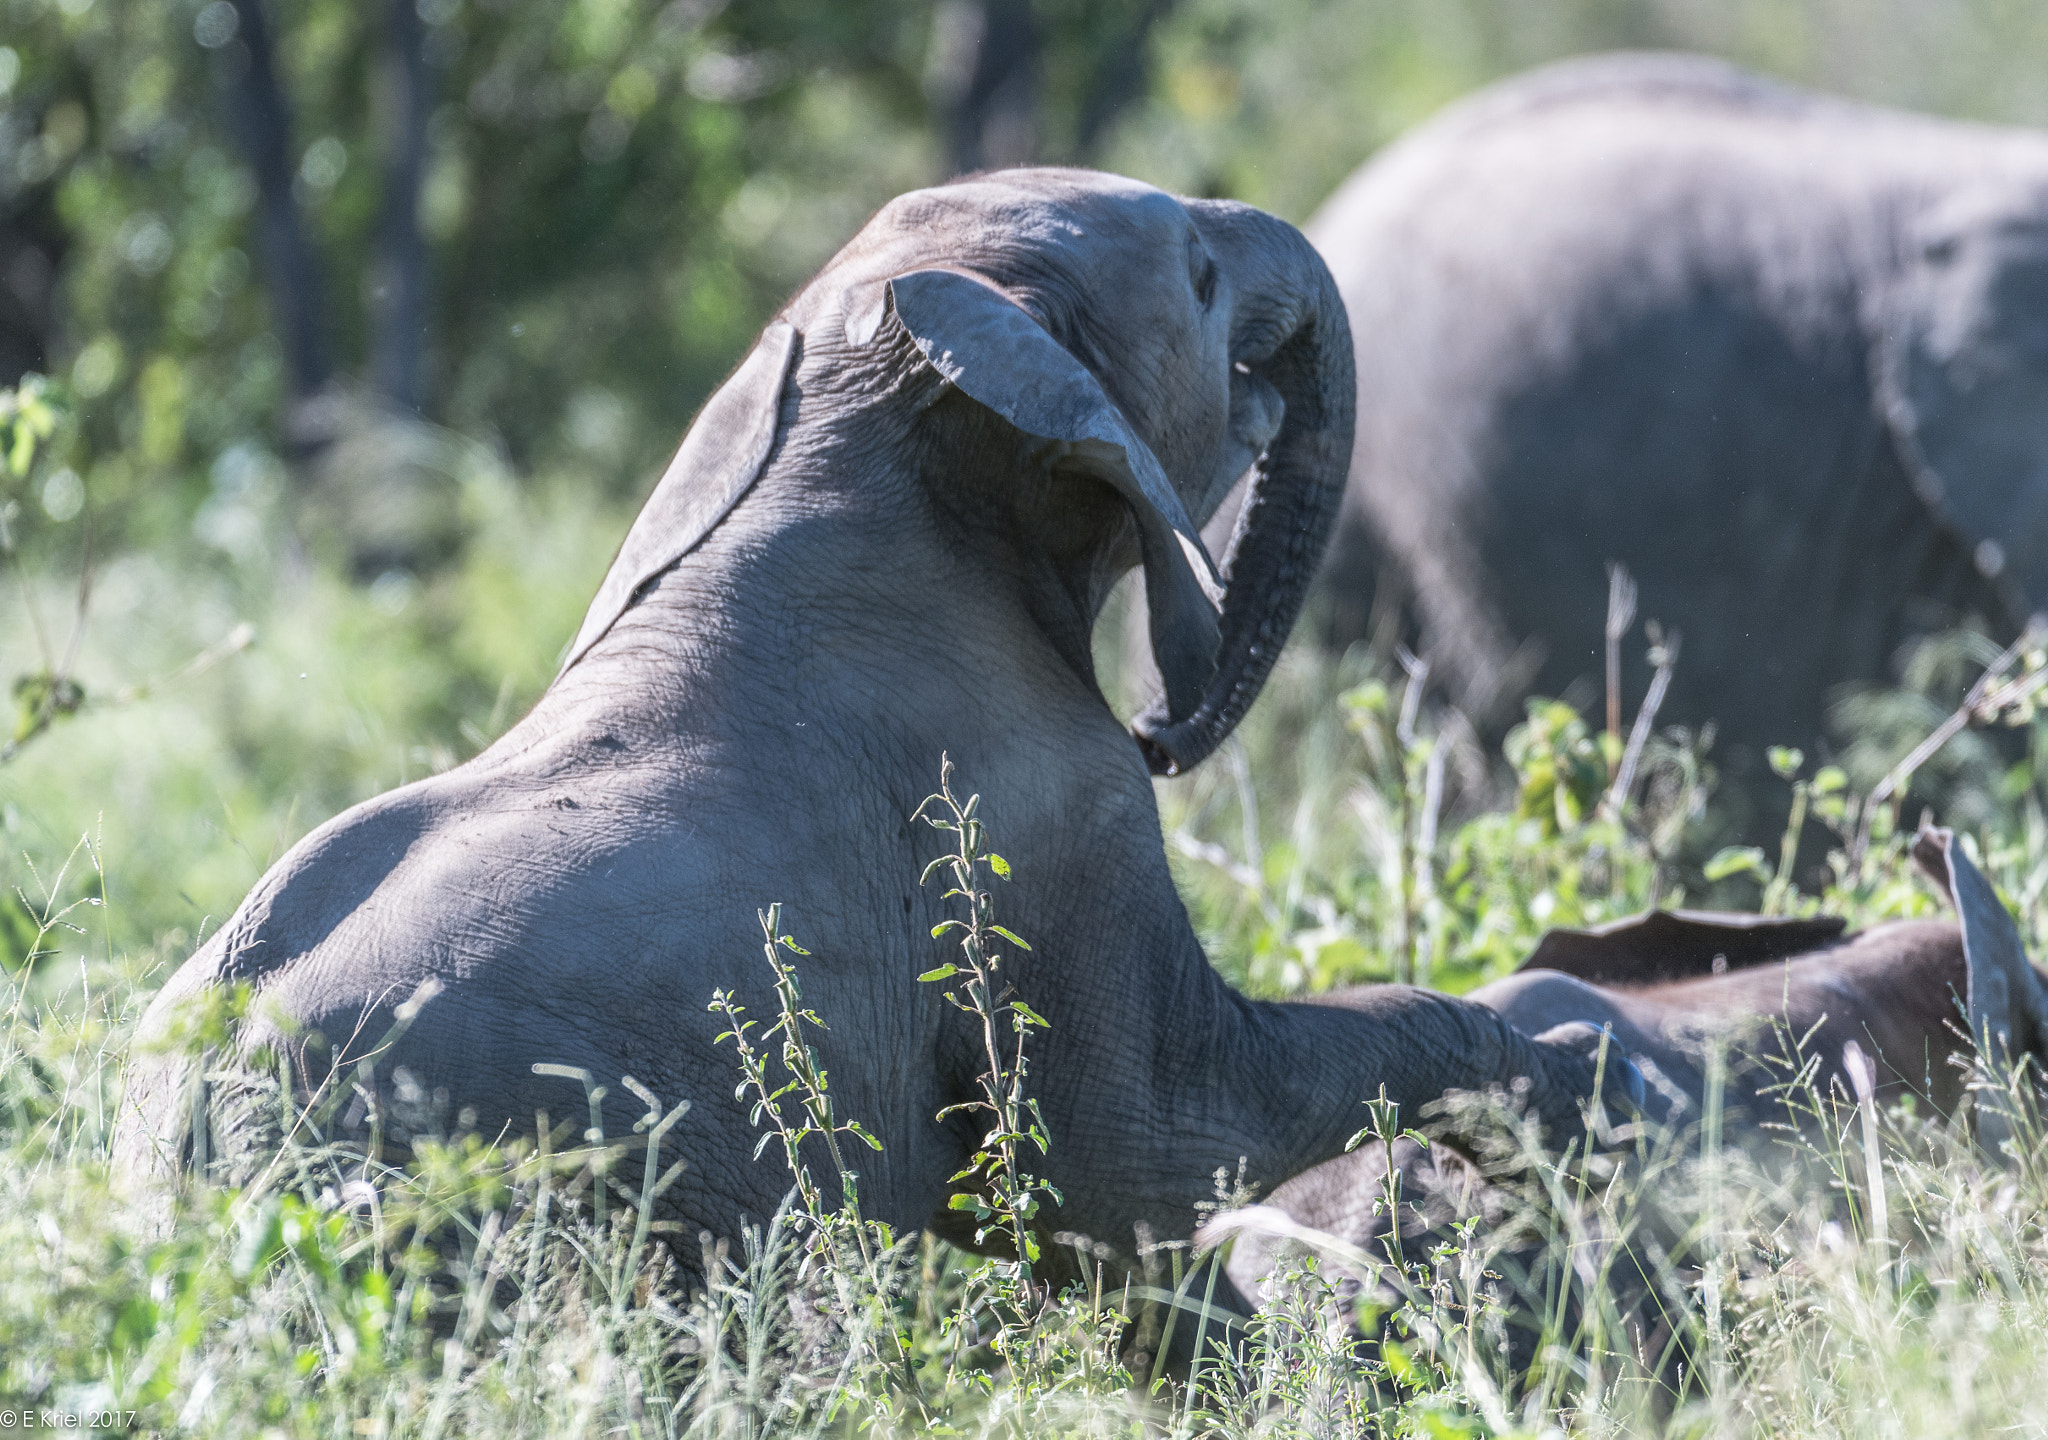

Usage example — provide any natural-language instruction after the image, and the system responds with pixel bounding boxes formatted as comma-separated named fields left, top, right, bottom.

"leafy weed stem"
left=914, top=754, right=1062, bottom=1276
left=708, top=905, right=882, bottom=1266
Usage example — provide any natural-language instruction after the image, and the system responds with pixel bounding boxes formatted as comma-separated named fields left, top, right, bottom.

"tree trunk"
left=218, top=0, right=331, bottom=409
left=371, top=0, right=432, bottom=413
left=927, top=0, right=1041, bottom=177
left=1075, top=0, right=1174, bottom=159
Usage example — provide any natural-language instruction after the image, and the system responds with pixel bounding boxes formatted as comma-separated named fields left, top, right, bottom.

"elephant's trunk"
left=1133, top=211, right=1357, bottom=775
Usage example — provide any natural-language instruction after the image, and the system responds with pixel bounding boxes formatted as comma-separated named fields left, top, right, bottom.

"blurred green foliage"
left=1505, top=699, right=1611, bottom=838
left=0, top=371, right=63, bottom=476
left=7, top=0, right=2047, bottom=561
left=0, top=0, right=948, bottom=547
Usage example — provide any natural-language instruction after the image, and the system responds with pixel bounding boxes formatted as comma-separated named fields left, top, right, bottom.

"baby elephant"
left=1214, top=827, right=2048, bottom=1324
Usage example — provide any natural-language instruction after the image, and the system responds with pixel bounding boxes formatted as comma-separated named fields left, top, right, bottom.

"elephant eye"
left=1187, top=237, right=1218, bottom=308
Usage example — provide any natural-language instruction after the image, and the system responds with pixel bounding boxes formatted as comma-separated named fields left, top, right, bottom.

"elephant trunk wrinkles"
left=1134, top=211, right=1356, bottom=775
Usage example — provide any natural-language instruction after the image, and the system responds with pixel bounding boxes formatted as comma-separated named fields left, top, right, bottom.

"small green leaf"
left=778, top=935, right=810, bottom=955
left=989, top=924, right=1032, bottom=951
left=918, top=964, right=959, bottom=983
left=988, top=853, right=1012, bottom=879
left=1812, top=765, right=1848, bottom=796
left=1416, top=1406, right=1481, bottom=1439
left=1341, top=679, right=1390, bottom=715
left=1767, top=745, right=1805, bottom=779
left=947, top=1193, right=985, bottom=1213
left=931, top=921, right=961, bottom=938
left=1704, top=845, right=1770, bottom=882
left=1011, top=1001, right=1050, bottom=1028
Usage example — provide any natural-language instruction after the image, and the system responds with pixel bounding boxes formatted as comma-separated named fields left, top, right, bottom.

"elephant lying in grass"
left=117, top=169, right=1623, bottom=1290
left=1214, top=828, right=2048, bottom=1336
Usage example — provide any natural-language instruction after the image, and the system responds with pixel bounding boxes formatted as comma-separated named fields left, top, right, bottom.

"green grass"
left=10, top=471, right=2048, bottom=1433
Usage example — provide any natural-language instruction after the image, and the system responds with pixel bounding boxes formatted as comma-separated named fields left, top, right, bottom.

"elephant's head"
left=1877, top=173, right=2048, bottom=618
left=566, top=168, right=1355, bottom=776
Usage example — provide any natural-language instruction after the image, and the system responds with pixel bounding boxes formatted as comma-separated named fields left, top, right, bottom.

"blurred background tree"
left=5, top=0, right=2048, bottom=961
left=7, top=0, right=2047, bottom=564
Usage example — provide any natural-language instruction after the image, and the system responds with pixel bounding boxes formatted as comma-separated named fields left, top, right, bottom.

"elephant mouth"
left=1230, top=364, right=1284, bottom=452
left=1195, top=364, right=1284, bottom=529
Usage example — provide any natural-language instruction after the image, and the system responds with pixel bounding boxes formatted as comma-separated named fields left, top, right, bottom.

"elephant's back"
left=130, top=765, right=726, bottom=1079
left=1369, top=52, right=1842, bottom=149
left=1304, top=53, right=2036, bottom=359
left=117, top=766, right=828, bottom=1210
left=1311, top=52, right=1969, bottom=240
left=1627, top=920, right=1968, bottom=1112
left=1306, top=60, right=1892, bottom=330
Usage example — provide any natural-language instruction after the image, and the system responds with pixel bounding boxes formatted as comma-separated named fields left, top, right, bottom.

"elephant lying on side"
left=1307, top=52, right=2048, bottom=763
left=1215, top=828, right=2048, bottom=1320
left=117, top=169, right=1619, bottom=1289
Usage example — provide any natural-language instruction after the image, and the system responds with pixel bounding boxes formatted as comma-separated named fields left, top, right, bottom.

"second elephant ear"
left=558, top=322, right=800, bottom=674
left=881, top=268, right=1224, bottom=723
left=1878, top=190, right=2048, bottom=620
left=1913, top=824, right=2048, bottom=1156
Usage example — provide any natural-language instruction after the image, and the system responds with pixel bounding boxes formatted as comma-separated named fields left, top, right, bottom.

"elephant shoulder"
left=207, top=783, right=444, bottom=988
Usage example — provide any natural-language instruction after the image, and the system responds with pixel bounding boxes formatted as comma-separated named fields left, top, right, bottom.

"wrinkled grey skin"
left=1219, top=834, right=2048, bottom=1331
left=1218, top=918, right=1973, bottom=1371
left=1308, top=52, right=2048, bottom=757
left=119, top=169, right=1613, bottom=1288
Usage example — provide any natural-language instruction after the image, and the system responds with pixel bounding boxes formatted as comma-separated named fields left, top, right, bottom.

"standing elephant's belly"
left=1474, top=296, right=1884, bottom=751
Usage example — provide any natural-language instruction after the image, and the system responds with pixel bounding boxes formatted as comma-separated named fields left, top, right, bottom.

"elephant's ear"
left=1913, top=824, right=2048, bottom=1155
left=881, top=268, right=1224, bottom=721
left=1877, top=191, right=2048, bottom=619
left=559, top=322, right=800, bottom=673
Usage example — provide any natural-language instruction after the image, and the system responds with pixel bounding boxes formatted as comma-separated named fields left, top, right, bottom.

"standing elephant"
left=118, top=170, right=1616, bottom=1286
left=1308, top=52, right=2048, bottom=766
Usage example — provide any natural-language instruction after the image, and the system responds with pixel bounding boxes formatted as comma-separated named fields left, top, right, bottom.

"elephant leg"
left=1028, top=975, right=1626, bottom=1288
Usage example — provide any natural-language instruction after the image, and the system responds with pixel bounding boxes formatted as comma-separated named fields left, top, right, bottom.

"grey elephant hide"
left=1211, top=826, right=2048, bottom=1347
left=1306, top=52, right=2048, bottom=777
